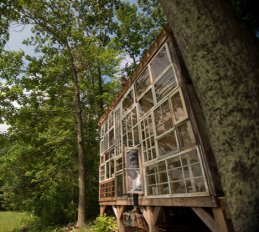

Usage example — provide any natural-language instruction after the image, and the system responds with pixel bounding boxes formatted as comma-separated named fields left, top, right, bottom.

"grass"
left=0, top=211, right=30, bottom=232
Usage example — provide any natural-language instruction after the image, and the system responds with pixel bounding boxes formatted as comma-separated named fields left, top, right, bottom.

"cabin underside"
left=100, top=196, right=230, bottom=232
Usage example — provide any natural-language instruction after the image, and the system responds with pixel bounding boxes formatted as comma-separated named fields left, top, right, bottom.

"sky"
left=1, top=24, right=35, bottom=133
left=0, top=0, right=138, bottom=133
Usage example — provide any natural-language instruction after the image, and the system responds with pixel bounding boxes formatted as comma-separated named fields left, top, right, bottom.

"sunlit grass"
left=0, top=211, right=30, bottom=232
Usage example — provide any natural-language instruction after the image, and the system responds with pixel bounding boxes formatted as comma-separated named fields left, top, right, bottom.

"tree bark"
left=97, top=65, right=104, bottom=118
left=159, top=1, right=259, bottom=232
left=66, top=42, right=86, bottom=228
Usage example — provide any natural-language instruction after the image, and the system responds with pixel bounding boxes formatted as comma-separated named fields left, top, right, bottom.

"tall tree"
left=1, top=0, right=120, bottom=227
left=114, top=0, right=166, bottom=76
left=159, top=0, right=259, bottom=231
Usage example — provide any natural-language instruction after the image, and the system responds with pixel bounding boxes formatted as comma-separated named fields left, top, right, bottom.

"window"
left=123, top=89, right=134, bottom=113
left=100, top=180, right=115, bottom=198
left=154, top=99, right=174, bottom=136
left=100, top=165, right=105, bottom=182
left=116, top=156, right=123, bottom=172
left=154, top=67, right=176, bottom=102
left=103, top=148, right=115, bottom=180
left=146, top=161, right=169, bottom=195
left=116, top=174, right=124, bottom=197
left=168, top=148, right=206, bottom=194
left=138, top=89, right=154, bottom=117
left=150, top=46, right=170, bottom=81
left=135, top=68, right=151, bottom=98
left=125, top=149, right=142, bottom=193
left=177, top=120, right=196, bottom=150
left=122, top=107, right=139, bottom=147
left=109, top=112, right=114, bottom=129
left=157, top=130, right=179, bottom=157
left=114, top=107, right=122, bottom=156
left=170, top=90, right=187, bottom=124
left=140, top=114, right=156, bottom=162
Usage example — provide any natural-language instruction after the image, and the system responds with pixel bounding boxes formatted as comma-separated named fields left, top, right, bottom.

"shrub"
left=91, top=214, right=117, bottom=232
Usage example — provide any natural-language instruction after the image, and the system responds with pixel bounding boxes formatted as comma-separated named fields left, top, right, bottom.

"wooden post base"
left=113, top=206, right=125, bottom=232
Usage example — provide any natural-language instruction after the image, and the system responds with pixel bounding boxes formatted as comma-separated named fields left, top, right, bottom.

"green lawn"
left=0, top=211, right=30, bottom=232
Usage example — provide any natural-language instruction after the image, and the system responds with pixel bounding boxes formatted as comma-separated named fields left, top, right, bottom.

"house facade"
left=99, top=26, right=231, bottom=232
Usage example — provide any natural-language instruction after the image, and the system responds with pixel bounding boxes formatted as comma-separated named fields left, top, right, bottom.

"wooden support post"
left=100, top=205, right=107, bottom=215
left=192, top=207, right=230, bottom=232
left=142, top=206, right=161, bottom=232
left=113, top=206, right=125, bottom=232
left=212, top=207, right=229, bottom=232
left=192, top=207, right=217, bottom=232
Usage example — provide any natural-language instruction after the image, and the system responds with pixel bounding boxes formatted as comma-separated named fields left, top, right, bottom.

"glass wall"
left=99, top=42, right=209, bottom=199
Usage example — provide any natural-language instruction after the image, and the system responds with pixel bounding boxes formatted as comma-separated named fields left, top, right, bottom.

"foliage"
left=114, top=0, right=166, bottom=76
left=91, top=214, right=117, bottom=232
left=0, top=0, right=166, bottom=228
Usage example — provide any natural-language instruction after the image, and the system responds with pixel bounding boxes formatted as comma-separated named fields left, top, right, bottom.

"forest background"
left=0, top=0, right=258, bottom=231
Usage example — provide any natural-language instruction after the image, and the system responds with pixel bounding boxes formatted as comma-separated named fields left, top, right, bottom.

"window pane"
left=146, top=164, right=156, bottom=175
left=123, top=90, right=134, bottom=112
left=169, top=168, right=183, bottom=181
left=116, top=157, right=123, bottom=172
left=158, top=131, right=178, bottom=156
left=116, top=175, right=123, bottom=196
left=194, top=178, right=206, bottom=192
left=138, top=89, right=154, bottom=117
left=191, top=164, right=203, bottom=177
left=133, top=126, right=139, bottom=145
left=126, top=169, right=142, bottom=192
left=181, top=149, right=199, bottom=166
left=158, top=183, right=169, bottom=195
left=170, top=181, right=186, bottom=194
left=158, top=172, right=168, bottom=183
left=154, top=67, right=176, bottom=102
left=147, top=174, right=156, bottom=185
left=150, top=47, right=170, bottom=81
left=109, top=129, right=114, bottom=147
left=109, top=113, right=113, bottom=129
left=171, top=91, right=187, bottom=123
left=158, top=161, right=166, bottom=172
left=136, top=68, right=150, bottom=97
left=148, top=186, right=158, bottom=195
left=154, top=100, right=174, bottom=136
left=132, top=107, right=137, bottom=126
left=167, top=156, right=181, bottom=169
left=178, top=121, right=196, bottom=150
left=126, top=150, right=139, bottom=168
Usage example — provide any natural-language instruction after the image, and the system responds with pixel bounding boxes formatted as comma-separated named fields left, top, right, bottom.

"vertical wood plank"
left=142, top=206, right=161, bottom=232
left=213, top=207, right=229, bottom=232
left=113, top=206, right=125, bottom=232
left=100, top=206, right=107, bottom=215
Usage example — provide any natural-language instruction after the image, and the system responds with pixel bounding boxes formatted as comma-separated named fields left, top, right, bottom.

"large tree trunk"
left=66, top=42, right=86, bottom=228
left=159, top=1, right=259, bottom=232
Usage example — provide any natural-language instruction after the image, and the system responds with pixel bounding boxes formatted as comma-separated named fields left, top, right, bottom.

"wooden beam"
left=100, top=206, right=107, bottom=215
left=113, top=206, right=125, bottom=232
left=99, top=196, right=218, bottom=207
left=142, top=206, right=161, bottom=232
left=192, top=207, right=217, bottom=232
left=213, top=207, right=229, bottom=232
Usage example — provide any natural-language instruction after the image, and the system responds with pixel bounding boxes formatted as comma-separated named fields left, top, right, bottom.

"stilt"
left=142, top=206, right=161, bottom=232
left=113, top=206, right=125, bottom=232
left=212, top=207, right=229, bottom=232
left=100, top=205, right=107, bottom=215
left=192, top=206, right=230, bottom=232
